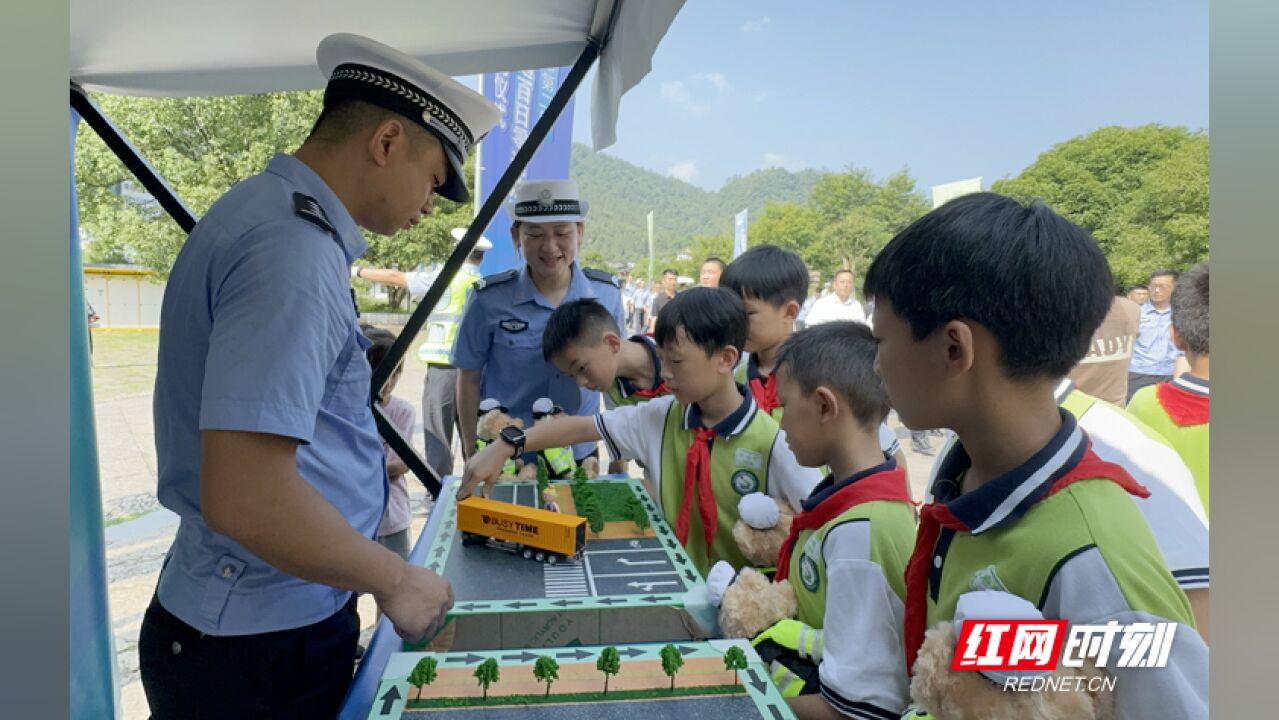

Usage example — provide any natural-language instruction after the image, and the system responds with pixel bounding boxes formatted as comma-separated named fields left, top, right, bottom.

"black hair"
left=863, top=192, right=1112, bottom=380
left=360, top=325, right=401, bottom=397
left=720, top=244, right=809, bottom=308
left=542, top=299, right=622, bottom=361
left=702, top=257, right=727, bottom=270
left=308, top=99, right=436, bottom=156
left=776, top=322, right=890, bottom=429
left=1171, top=263, right=1209, bottom=356
left=654, top=287, right=748, bottom=358
left=1127, top=284, right=1149, bottom=293
left=662, top=268, right=678, bottom=277
left=1150, top=268, right=1180, bottom=284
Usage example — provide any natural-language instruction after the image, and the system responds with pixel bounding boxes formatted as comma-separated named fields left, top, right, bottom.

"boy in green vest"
left=722, top=245, right=909, bottom=475
left=863, top=193, right=1207, bottom=717
left=542, top=298, right=668, bottom=410
left=762, top=321, right=917, bottom=719
left=1128, top=263, right=1210, bottom=516
left=460, top=288, right=822, bottom=575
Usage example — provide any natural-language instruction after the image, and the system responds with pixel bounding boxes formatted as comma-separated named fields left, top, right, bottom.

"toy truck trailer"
left=457, top=496, right=586, bottom=563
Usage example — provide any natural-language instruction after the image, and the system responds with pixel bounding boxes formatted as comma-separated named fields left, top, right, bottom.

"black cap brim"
left=438, top=142, right=469, bottom=203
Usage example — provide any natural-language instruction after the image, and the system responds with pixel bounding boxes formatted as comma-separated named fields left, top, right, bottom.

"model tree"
left=723, top=646, right=748, bottom=684
left=586, top=500, right=606, bottom=534
left=660, top=643, right=684, bottom=691
left=474, top=658, right=500, bottom=700
left=408, top=656, right=438, bottom=700
left=574, top=464, right=590, bottom=484
left=533, top=656, right=559, bottom=698
left=596, top=646, right=621, bottom=695
left=627, top=495, right=650, bottom=531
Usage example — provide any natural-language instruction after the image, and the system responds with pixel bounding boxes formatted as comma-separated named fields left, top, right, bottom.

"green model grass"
left=406, top=683, right=745, bottom=708
left=571, top=481, right=642, bottom=523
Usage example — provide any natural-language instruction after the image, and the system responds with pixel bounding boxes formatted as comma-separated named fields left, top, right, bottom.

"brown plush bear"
left=731, top=492, right=794, bottom=567
left=904, top=591, right=1115, bottom=720
left=710, top=565, right=798, bottom=639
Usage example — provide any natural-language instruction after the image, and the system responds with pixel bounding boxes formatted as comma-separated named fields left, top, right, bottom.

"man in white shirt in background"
left=802, top=268, right=867, bottom=327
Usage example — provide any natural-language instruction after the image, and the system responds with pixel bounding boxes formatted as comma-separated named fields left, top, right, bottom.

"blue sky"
left=568, top=0, right=1208, bottom=193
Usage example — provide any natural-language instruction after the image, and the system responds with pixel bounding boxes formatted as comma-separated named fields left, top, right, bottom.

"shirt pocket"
left=324, top=327, right=374, bottom=413
left=493, top=325, right=545, bottom=371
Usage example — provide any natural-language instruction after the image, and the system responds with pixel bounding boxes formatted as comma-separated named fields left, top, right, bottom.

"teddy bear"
left=904, top=590, right=1115, bottom=720
left=731, top=492, right=794, bottom=567
left=476, top=398, right=523, bottom=482
left=702, top=493, right=800, bottom=639
left=517, top=397, right=580, bottom=481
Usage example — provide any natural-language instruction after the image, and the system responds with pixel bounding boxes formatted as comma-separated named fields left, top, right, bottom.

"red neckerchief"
left=676, top=427, right=719, bottom=555
left=902, top=449, right=1150, bottom=675
left=1156, top=382, right=1210, bottom=427
left=774, top=465, right=912, bottom=581
left=748, top=373, right=779, bottom=415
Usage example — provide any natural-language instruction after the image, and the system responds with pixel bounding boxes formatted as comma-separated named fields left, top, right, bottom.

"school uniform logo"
left=730, top=469, right=760, bottom=495
left=499, top=318, right=529, bottom=333
left=799, top=553, right=820, bottom=592
left=969, top=565, right=1009, bottom=593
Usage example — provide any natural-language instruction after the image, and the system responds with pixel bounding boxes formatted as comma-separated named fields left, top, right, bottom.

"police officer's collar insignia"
left=499, top=318, right=529, bottom=333
left=476, top=268, right=518, bottom=292
left=293, top=192, right=335, bottom=234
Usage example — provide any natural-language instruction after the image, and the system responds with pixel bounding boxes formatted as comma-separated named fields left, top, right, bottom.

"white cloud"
left=667, top=161, right=700, bottom=183
left=741, top=17, right=772, bottom=35
left=762, top=152, right=807, bottom=172
left=659, top=80, right=711, bottom=116
left=694, top=72, right=732, bottom=94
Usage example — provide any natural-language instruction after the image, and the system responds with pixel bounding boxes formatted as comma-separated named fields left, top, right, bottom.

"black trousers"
left=1127, top=371, right=1172, bottom=404
left=139, top=594, right=359, bottom=720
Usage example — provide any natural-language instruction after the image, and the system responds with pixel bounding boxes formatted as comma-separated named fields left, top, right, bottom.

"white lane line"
left=585, top=548, right=665, bottom=555
left=589, top=571, right=680, bottom=579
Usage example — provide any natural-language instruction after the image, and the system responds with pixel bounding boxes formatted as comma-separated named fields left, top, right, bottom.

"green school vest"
left=791, top=501, right=917, bottom=628
left=659, top=401, right=780, bottom=575
left=926, top=479, right=1195, bottom=629
left=1128, top=386, right=1210, bottom=515
left=735, top=362, right=783, bottom=422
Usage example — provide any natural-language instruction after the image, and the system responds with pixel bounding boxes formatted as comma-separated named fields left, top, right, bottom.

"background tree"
left=407, top=656, right=438, bottom=700
left=473, top=658, right=500, bottom=700
left=533, top=656, right=559, bottom=698
left=723, top=646, right=748, bottom=685
left=75, top=91, right=471, bottom=290
left=659, top=643, right=684, bottom=690
left=596, top=646, right=621, bottom=694
left=992, top=124, right=1208, bottom=287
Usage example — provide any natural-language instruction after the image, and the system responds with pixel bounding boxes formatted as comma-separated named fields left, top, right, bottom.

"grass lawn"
left=89, top=329, right=160, bottom=402
left=407, top=683, right=744, bottom=708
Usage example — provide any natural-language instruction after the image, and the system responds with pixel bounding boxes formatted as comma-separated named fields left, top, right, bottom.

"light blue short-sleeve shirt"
left=1130, top=303, right=1182, bottom=375
left=152, top=153, right=386, bottom=636
left=451, top=262, right=624, bottom=459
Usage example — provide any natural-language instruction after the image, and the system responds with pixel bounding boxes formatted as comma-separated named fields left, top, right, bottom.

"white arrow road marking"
left=616, top=558, right=668, bottom=566
left=627, top=581, right=679, bottom=591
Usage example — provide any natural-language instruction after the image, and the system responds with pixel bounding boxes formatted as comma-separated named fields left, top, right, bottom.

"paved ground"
left=88, top=328, right=943, bottom=719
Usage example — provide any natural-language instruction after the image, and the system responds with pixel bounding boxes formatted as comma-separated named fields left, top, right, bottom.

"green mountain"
left=570, top=143, right=821, bottom=260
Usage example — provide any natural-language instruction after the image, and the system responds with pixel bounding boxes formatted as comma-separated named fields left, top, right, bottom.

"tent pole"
left=369, top=40, right=604, bottom=497
left=70, top=84, right=198, bottom=234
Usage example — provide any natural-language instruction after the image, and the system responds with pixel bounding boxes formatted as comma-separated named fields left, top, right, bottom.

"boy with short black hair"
left=542, top=298, right=666, bottom=408
left=462, top=288, right=822, bottom=575
left=1129, top=262, right=1210, bottom=514
left=765, top=322, right=916, bottom=719
left=864, top=193, right=1206, bottom=716
left=720, top=244, right=810, bottom=418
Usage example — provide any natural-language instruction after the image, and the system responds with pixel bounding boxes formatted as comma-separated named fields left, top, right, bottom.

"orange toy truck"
left=457, top=496, right=586, bottom=564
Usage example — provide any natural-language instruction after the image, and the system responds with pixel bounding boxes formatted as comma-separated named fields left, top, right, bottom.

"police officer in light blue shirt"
left=1128, top=268, right=1183, bottom=401
left=453, top=179, right=626, bottom=466
left=139, top=33, right=499, bottom=720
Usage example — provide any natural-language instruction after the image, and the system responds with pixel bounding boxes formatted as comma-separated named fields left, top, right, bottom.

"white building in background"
left=930, top=177, right=984, bottom=209
left=83, top=265, right=164, bottom=329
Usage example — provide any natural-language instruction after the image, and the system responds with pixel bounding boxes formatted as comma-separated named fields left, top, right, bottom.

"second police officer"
left=452, top=179, right=625, bottom=468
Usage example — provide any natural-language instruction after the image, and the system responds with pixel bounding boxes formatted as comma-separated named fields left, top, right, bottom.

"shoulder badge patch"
left=499, top=318, right=529, bottom=333
left=292, top=192, right=334, bottom=234
left=476, top=268, right=518, bottom=292
left=583, top=267, right=620, bottom=288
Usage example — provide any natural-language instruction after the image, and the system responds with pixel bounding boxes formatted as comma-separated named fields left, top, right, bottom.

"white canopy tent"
left=68, top=3, right=684, bottom=718
left=71, top=0, right=683, bottom=149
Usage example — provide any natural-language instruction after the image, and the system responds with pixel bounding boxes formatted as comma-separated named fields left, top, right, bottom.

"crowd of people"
left=135, top=32, right=1210, bottom=720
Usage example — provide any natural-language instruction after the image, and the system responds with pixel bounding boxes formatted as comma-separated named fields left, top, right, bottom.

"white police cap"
left=317, top=33, right=500, bottom=203
left=451, top=227, right=493, bottom=252
left=506, top=179, right=590, bottom=224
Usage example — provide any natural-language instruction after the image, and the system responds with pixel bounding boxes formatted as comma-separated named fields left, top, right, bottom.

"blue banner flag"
left=733, top=208, right=749, bottom=259
left=477, top=68, right=576, bottom=274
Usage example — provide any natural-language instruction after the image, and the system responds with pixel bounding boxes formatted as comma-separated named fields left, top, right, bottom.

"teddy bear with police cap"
left=475, top=398, right=523, bottom=482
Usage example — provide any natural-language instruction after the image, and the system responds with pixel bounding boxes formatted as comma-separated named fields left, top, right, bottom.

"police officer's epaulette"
left=583, top=267, right=620, bottom=288
left=474, top=268, right=518, bottom=291
left=293, top=192, right=335, bottom=235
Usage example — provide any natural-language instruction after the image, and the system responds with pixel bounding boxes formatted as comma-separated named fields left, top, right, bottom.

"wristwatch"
left=498, top=425, right=526, bottom=459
